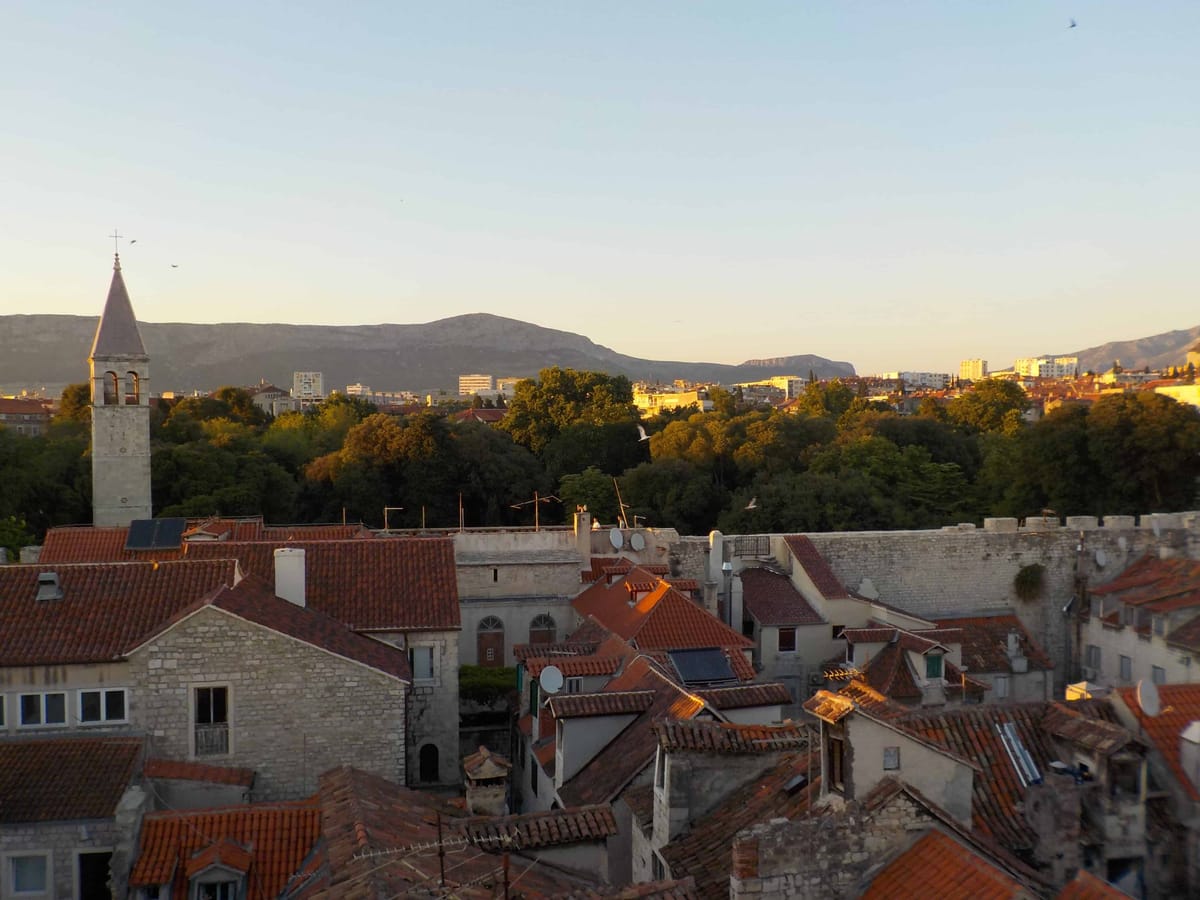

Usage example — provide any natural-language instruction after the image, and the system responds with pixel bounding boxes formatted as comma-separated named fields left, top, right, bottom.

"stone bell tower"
left=90, top=253, right=152, bottom=525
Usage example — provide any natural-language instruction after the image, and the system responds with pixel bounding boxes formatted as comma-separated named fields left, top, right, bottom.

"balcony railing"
left=195, top=722, right=229, bottom=756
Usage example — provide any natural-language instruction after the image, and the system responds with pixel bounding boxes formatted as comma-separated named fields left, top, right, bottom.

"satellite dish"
left=539, top=665, right=564, bottom=695
left=609, top=527, right=624, bottom=550
left=1136, top=679, right=1161, bottom=717
left=630, top=532, right=646, bottom=551
left=1094, top=548, right=1107, bottom=568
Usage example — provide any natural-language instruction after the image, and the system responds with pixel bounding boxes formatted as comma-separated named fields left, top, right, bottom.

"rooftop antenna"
left=511, top=492, right=559, bottom=531
left=612, top=477, right=630, bottom=529
left=383, top=506, right=404, bottom=532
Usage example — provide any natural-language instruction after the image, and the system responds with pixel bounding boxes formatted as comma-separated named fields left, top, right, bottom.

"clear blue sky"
left=2, top=2, right=1197, bottom=377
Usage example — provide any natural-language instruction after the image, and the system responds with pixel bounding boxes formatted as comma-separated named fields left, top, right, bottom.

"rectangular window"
left=1089, top=596, right=1102, bottom=618
left=994, top=674, right=1010, bottom=699
left=530, top=756, right=538, bottom=796
left=194, top=686, right=230, bottom=757
left=79, top=688, right=128, bottom=724
left=408, top=647, right=434, bottom=681
left=925, top=655, right=943, bottom=680
left=9, top=853, right=48, bottom=894
left=1153, top=616, right=1165, bottom=636
left=655, top=749, right=665, bottom=789
left=18, top=692, right=66, bottom=728
left=566, top=677, right=582, bottom=694
left=1119, top=656, right=1132, bottom=682
left=883, top=746, right=900, bottom=770
left=829, top=736, right=845, bottom=792
left=832, top=624, right=845, bottom=640
left=197, top=883, right=237, bottom=900
left=778, top=627, right=797, bottom=653
left=1085, top=645, right=1101, bottom=670
left=1152, top=666, right=1166, bottom=685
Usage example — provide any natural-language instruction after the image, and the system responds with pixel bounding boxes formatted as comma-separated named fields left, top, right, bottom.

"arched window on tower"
left=529, top=613, right=557, bottom=645
left=103, top=371, right=119, bottom=406
left=477, top=616, right=505, bottom=668
left=124, top=371, right=140, bottom=405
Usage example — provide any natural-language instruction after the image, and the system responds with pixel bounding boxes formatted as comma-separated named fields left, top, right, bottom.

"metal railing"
left=195, top=722, right=229, bottom=756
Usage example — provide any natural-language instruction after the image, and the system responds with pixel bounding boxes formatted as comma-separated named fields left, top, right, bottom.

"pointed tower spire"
left=90, top=255, right=147, bottom=359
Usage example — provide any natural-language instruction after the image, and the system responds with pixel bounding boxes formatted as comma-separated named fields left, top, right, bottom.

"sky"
left=2, top=2, right=1198, bottom=377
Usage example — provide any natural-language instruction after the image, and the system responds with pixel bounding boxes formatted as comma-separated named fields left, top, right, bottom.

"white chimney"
left=274, top=548, right=306, bottom=607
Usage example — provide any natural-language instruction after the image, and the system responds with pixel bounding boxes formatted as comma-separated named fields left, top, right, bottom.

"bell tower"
left=90, top=252, right=152, bottom=525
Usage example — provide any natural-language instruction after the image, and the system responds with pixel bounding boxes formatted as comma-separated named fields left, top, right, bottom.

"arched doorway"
left=419, top=743, right=440, bottom=783
left=477, top=616, right=505, bottom=667
left=529, top=613, right=556, bottom=645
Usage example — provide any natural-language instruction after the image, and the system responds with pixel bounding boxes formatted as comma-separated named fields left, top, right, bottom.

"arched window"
left=103, top=371, right=119, bottom=406
left=477, top=616, right=505, bottom=668
left=419, top=743, right=440, bottom=783
left=124, top=371, right=140, bottom=405
left=529, top=613, right=556, bottom=645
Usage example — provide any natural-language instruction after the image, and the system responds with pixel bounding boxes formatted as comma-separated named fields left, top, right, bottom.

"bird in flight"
left=129, top=239, right=137, bottom=245
left=745, top=497, right=758, bottom=510
left=1069, top=18, right=1077, bottom=28
left=637, top=425, right=650, bottom=442
left=170, top=264, right=179, bottom=268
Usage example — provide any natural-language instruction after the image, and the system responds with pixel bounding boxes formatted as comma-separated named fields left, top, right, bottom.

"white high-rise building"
left=959, top=359, right=988, bottom=381
left=458, top=374, right=495, bottom=396
left=293, top=371, right=325, bottom=405
left=1014, top=357, right=1078, bottom=378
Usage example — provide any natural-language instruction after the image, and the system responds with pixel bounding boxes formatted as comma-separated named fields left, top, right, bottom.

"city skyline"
left=3, top=2, right=1198, bottom=375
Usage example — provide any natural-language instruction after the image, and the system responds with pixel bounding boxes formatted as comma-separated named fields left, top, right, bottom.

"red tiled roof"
left=183, top=537, right=460, bottom=631
left=453, top=407, right=506, bottom=423
left=0, top=559, right=239, bottom=665
left=0, top=397, right=51, bottom=415
left=837, top=679, right=908, bottom=719
left=1041, top=703, right=1138, bottom=757
left=0, top=737, right=142, bottom=823
left=860, top=828, right=1031, bottom=899
left=653, top=719, right=808, bottom=754
left=558, top=658, right=706, bottom=807
left=695, top=682, right=793, bottom=709
left=1056, top=870, right=1129, bottom=899
left=513, top=640, right=600, bottom=663
left=1117, top=682, right=1200, bottom=801
left=803, top=689, right=857, bottom=724
left=143, top=758, right=254, bottom=787
left=935, top=614, right=1055, bottom=674
left=623, top=783, right=655, bottom=830
left=856, top=636, right=986, bottom=703
left=524, top=654, right=624, bottom=678
left=659, top=751, right=819, bottom=897
left=784, top=535, right=850, bottom=599
left=129, top=800, right=321, bottom=896
left=548, top=691, right=655, bottom=718
left=460, top=804, right=617, bottom=850
left=1090, top=555, right=1200, bottom=616
left=1166, top=612, right=1200, bottom=652
left=739, top=567, right=824, bottom=626
left=185, top=838, right=253, bottom=878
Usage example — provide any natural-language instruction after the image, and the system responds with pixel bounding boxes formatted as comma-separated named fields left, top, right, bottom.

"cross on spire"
left=110, top=229, right=123, bottom=270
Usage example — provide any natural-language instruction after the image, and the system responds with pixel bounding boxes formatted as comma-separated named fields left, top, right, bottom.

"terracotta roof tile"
left=836, top=679, right=909, bottom=719
left=935, top=615, right=1055, bottom=674
left=802, top=689, right=858, bottom=724
left=659, top=751, right=819, bottom=897
left=1056, top=870, right=1129, bottom=899
left=695, top=682, right=793, bottom=709
left=860, top=828, right=1031, bottom=899
left=623, top=783, right=655, bottom=830
left=183, top=537, right=459, bottom=631
left=548, top=691, right=656, bottom=719
left=0, top=736, right=142, bottom=822
left=1041, top=703, right=1138, bottom=757
left=185, top=838, right=253, bottom=878
left=513, top=640, right=601, bottom=663
left=740, top=567, right=824, bottom=626
left=525, top=654, right=624, bottom=678
left=0, top=559, right=238, bottom=665
left=143, top=758, right=255, bottom=787
left=1117, top=682, right=1200, bottom=801
left=129, top=800, right=321, bottom=895
left=461, top=804, right=617, bottom=850
left=653, top=719, right=809, bottom=754
left=784, top=535, right=850, bottom=599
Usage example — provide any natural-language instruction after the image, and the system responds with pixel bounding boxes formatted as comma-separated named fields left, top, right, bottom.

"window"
left=652, top=854, right=665, bottom=880
left=655, top=748, right=665, bottom=789
left=477, top=616, right=505, bottom=669
left=778, top=627, right=797, bottom=653
left=492, top=568, right=499, bottom=582
left=194, top=686, right=229, bottom=756
left=529, top=614, right=557, bottom=645
left=196, top=882, right=237, bottom=900
left=530, top=755, right=538, bottom=796
left=1089, top=596, right=1102, bottom=618
left=925, top=654, right=943, bottom=680
left=829, top=736, right=845, bottom=792
left=1152, top=666, right=1166, bottom=685
left=419, top=743, right=440, bottom=783
left=831, top=624, right=845, bottom=640
left=8, top=853, right=48, bottom=894
left=566, top=677, right=583, bottom=694
left=79, top=688, right=128, bottom=724
left=408, top=646, right=435, bottom=681
left=1153, top=616, right=1165, bottom=636
left=124, top=371, right=140, bottom=405
left=103, top=371, right=119, bottom=406
left=19, top=692, right=66, bottom=727
left=1119, top=655, right=1132, bottom=682
left=1086, top=644, right=1102, bottom=670
left=994, top=675, right=1010, bottom=700
left=883, top=746, right=900, bottom=770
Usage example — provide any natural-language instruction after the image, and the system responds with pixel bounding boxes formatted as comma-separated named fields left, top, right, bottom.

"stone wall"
left=383, top=628, right=460, bottom=786
left=127, top=607, right=406, bottom=801
left=0, top=818, right=122, bottom=900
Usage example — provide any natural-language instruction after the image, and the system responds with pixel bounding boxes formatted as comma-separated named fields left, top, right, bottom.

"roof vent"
left=36, top=571, right=63, bottom=602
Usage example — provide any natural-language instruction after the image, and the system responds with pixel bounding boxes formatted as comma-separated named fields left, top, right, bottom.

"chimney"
left=1007, top=630, right=1029, bottom=673
left=574, top=508, right=592, bottom=565
left=274, top=548, right=305, bottom=607
left=36, top=571, right=63, bottom=602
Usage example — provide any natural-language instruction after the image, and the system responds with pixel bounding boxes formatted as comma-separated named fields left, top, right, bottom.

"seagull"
left=1069, top=18, right=1077, bottom=28
left=170, top=264, right=179, bottom=268
left=745, top=497, right=758, bottom=510
left=129, top=239, right=137, bottom=244
left=636, top=425, right=650, bottom=442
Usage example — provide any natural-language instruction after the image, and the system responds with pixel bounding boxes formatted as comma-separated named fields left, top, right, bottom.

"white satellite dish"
left=609, top=527, right=624, bottom=550
left=630, top=532, right=646, bottom=551
left=539, top=665, right=564, bottom=695
left=1136, top=679, right=1161, bottom=717
left=1094, top=548, right=1107, bottom=568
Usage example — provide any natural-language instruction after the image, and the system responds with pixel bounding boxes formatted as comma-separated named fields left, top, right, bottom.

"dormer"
left=36, top=571, right=63, bottom=602
left=185, top=839, right=251, bottom=900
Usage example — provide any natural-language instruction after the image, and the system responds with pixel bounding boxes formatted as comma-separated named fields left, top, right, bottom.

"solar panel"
left=668, top=647, right=737, bottom=686
left=125, top=517, right=187, bottom=551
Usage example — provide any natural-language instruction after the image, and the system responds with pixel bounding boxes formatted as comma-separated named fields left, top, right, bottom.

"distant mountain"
left=1068, top=326, right=1200, bottom=374
left=0, top=313, right=855, bottom=395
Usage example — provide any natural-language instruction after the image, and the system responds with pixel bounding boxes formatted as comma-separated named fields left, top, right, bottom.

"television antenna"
left=510, top=492, right=559, bottom=531
left=539, top=665, right=564, bottom=695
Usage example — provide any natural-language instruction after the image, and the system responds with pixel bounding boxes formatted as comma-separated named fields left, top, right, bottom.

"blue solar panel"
left=668, top=647, right=737, bottom=686
left=124, top=517, right=187, bottom=551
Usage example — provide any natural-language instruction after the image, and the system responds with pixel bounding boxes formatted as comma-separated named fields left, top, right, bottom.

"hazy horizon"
left=3, top=2, right=1197, bottom=375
